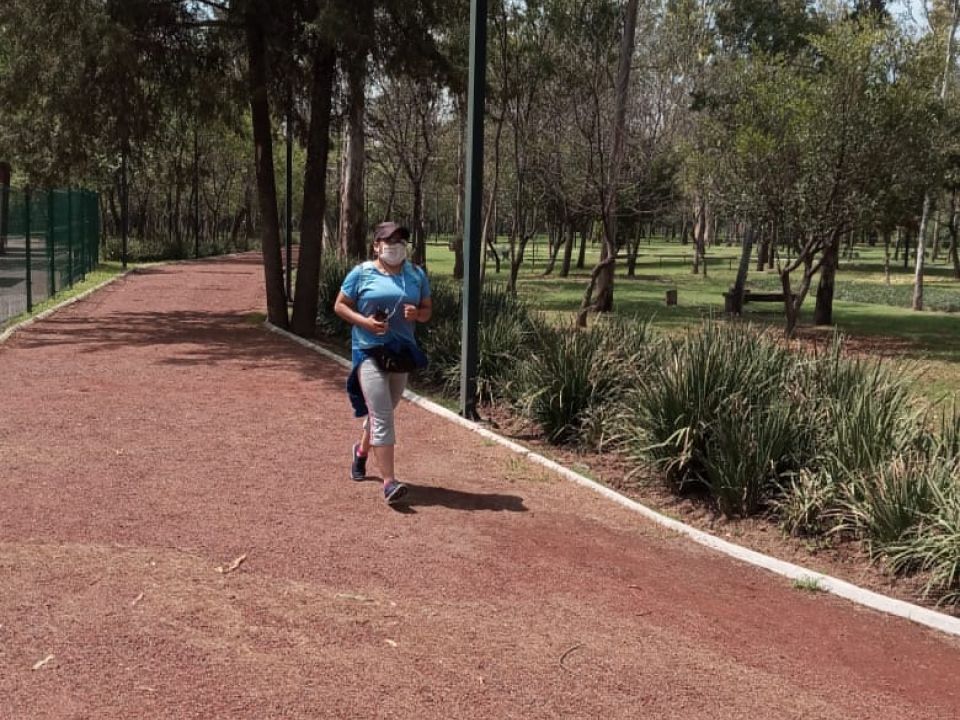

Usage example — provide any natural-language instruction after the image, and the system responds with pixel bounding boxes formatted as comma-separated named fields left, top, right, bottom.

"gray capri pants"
left=358, top=358, right=408, bottom=446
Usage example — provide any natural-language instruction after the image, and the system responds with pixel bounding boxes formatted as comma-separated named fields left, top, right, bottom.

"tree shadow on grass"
left=389, top=482, right=527, bottom=514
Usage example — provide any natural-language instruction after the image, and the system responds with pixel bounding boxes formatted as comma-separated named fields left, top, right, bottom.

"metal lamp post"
left=459, top=0, right=487, bottom=420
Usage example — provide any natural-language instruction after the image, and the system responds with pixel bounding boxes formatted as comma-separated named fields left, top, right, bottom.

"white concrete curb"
left=266, top=321, right=960, bottom=638
left=0, top=270, right=133, bottom=345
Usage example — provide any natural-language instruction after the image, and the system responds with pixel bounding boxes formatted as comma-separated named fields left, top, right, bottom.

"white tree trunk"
left=914, top=0, right=959, bottom=310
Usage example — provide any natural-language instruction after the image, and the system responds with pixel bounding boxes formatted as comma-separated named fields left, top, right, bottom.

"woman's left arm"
left=416, top=297, right=432, bottom=323
left=404, top=297, right=432, bottom=323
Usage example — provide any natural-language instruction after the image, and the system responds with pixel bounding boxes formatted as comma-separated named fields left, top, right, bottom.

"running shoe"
left=350, top=443, right=367, bottom=481
left=384, top=479, right=408, bottom=505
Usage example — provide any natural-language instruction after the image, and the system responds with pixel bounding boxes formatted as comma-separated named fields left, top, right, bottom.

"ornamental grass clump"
left=315, top=251, right=356, bottom=339
left=933, top=403, right=960, bottom=461
left=835, top=454, right=949, bottom=558
left=622, top=322, right=796, bottom=514
left=797, top=346, right=918, bottom=482
left=411, top=277, right=461, bottom=387
left=772, top=470, right=839, bottom=537
left=417, top=279, right=540, bottom=404
left=883, top=460, right=960, bottom=605
left=701, top=397, right=797, bottom=516
left=513, top=318, right=652, bottom=447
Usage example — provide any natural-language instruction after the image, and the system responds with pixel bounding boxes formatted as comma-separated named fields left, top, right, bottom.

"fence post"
left=79, top=190, right=86, bottom=281
left=66, top=189, right=74, bottom=287
left=47, top=189, right=55, bottom=296
left=25, top=187, right=32, bottom=312
left=93, top=192, right=100, bottom=266
left=0, top=162, right=10, bottom=255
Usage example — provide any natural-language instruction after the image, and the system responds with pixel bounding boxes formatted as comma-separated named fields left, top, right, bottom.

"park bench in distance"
left=723, top=288, right=797, bottom=313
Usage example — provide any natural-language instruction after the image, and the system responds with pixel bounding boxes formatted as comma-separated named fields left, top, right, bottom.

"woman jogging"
left=333, top=221, right=432, bottom=505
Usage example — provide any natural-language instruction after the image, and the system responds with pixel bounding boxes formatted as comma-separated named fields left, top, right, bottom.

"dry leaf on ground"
left=32, top=655, right=54, bottom=671
left=215, top=553, right=247, bottom=574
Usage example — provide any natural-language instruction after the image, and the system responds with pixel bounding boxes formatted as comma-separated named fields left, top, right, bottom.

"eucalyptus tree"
left=701, top=16, right=936, bottom=335
left=336, top=0, right=374, bottom=259
left=529, top=0, right=639, bottom=323
left=0, top=0, right=205, bottom=186
left=577, top=0, right=641, bottom=325
left=665, top=0, right=720, bottom=275
left=336, top=0, right=455, bottom=260
left=913, top=0, right=960, bottom=310
left=497, top=1, right=554, bottom=293
left=367, top=73, right=444, bottom=268
left=715, top=0, right=821, bottom=56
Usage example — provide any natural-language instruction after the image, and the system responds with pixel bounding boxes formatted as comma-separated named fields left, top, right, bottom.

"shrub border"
left=266, top=321, right=960, bottom=639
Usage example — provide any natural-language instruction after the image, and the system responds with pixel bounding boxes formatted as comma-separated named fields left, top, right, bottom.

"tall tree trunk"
left=932, top=210, right=942, bottom=262
left=291, top=43, right=336, bottom=337
left=814, top=233, right=840, bottom=326
left=945, top=190, right=960, bottom=279
left=781, top=258, right=815, bottom=338
left=626, top=223, right=642, bottom=276
left=728, top=225, right=754, bottom=315
left=883, top=230, right=891, bottom=285
left=453, top=99, right=466, bottom=279
left=913, top=194, right=935, bottom=310
left=781, top=270, right=799, bottom=337
left=560, top=222, right=576, bottom=277
left=338, top=41, right=368, bottom=260
left=914, top=0, right=960, bottom=310
left=757, top=230, right=769, bottom=271
left=768, top=225, right=776, bottom=270
left=692, top=196, right=710, bottom=275
left=578, top=0, right=639, bottom=326
left=480, top=115, right=505, bottom=281
left=480, top=196, right=499, bottom=285
left=577, top=223, right=588, bottom=269
left=383, top=164, right=399, bottom=220
left=411, top=181, right=426, bottom=267
left=508, top=214, right=537, bottom=293
left=245, top=8, right=287, bottom=328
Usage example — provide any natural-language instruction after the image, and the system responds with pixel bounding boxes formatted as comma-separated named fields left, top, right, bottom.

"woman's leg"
left=358, top=360, right=403, bottom=483
left=381, top=371, right=408, bottom=475
left=358, top=419, right=371, bottom=456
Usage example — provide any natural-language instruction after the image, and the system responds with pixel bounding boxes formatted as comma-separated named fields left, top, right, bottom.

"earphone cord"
left=385, top=267, right=406, bottom=320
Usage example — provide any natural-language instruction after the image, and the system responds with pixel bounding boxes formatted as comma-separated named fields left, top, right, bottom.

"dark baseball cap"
left=374, top=221, right=410, bottom=241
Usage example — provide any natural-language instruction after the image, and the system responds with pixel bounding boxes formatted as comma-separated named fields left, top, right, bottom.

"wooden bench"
left=723, top=289, right=795, bottom=313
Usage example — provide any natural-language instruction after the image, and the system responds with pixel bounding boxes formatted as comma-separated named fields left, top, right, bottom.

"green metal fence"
left=0, top=186, right=100, bottom=326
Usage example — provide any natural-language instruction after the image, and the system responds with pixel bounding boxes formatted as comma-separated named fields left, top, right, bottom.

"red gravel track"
left=2, top=254, right=959, bottom=719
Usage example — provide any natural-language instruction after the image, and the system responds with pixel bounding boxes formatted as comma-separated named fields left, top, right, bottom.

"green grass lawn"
left=423, top=235, right=960, bottom=404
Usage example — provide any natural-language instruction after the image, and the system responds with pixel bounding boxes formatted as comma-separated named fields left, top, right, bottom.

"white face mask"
left=379, top=243, right=407, bottom=266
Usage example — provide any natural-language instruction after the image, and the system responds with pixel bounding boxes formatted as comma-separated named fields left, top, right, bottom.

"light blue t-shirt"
left=340, top=261, right=431, bottom=350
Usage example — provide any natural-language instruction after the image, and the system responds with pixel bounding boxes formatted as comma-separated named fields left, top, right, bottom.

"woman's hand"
left=364, top=316, right=388, bottom=335
left=404, top=298, right=432, bottom=323
left=335, top=291, right=386, bottom=334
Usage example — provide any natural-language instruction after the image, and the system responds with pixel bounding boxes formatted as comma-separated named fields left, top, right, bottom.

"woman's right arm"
left=334, top=292, right=385, bottom=334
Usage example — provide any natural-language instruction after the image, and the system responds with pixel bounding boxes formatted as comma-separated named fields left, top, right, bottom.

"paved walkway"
left=2, top=254, right=959, bottom=719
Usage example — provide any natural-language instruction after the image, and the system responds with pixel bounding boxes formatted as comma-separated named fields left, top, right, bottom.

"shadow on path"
left=391, top=483, right=527, bottom=514
left=13, top=309, right=348, bottom=389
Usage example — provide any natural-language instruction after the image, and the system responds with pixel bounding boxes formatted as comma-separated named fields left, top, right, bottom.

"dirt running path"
left=1, top=254, right=959, bottom=719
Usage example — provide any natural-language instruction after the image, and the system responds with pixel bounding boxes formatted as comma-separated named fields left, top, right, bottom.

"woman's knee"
left=368, top=409, right=396, bottom=446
